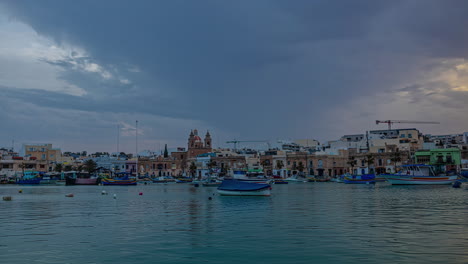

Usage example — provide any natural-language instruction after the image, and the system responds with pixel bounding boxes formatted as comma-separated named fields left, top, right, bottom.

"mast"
left=135, top=120, right=138, bottom=178
left=117, top=124, right=120, bottom=154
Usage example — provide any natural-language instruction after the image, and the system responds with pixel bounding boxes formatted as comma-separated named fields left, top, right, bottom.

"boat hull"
left=101, top=179, right=137, bottom=185
left=217, top=188, right=271, bottom=196
left=384, top=175, right=457, bottom=185
left=17, top=179, right=41, bottom=185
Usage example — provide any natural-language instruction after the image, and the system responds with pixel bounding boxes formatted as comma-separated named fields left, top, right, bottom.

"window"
left=41, top=148, right=46, bottom=152
left=361, top=160, right=365, bottom=166
left=318, top=160, right=323, bottom=168
left=50, top=154, right=54, bottom=158
left=41, top=154, right=46, bottom=160
left=309, top=161, right=313, bottom=167
left=400, top=134, right=406, bottom=138
left=378, top=159, right=383, bottom=166
left=408, top=134, right=412, bottom=138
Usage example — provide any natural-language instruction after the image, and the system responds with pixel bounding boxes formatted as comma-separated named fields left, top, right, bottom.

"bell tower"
left=204, top=131, right=212, bottom=148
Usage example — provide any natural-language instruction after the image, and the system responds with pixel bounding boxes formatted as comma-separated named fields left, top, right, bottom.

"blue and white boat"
left=343, top=174, right=376, bottom=184
left=16, top=171, right=41, bottom=184
left=382, top=164, right=458, bottom=185
left=217, top=179, right=271, bottom=196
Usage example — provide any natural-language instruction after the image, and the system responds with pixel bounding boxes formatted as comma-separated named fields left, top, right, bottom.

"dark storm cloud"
left=2, top=0, right=468, bottom=146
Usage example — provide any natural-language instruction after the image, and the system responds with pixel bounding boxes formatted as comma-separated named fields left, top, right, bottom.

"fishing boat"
left=382, top=164, right=458, bottom=185
left=16, top=171, right=41, bottom=184
left=202, top=179, right=222, bottom=187
left=152, top=177, right=168, bottom=183
left=272, top=179, right=288, bottom=184
left=175, top=177, right=192, bottom=183
left=284, top=175, right=306, bottom=183
left=343, top=174, right=376, bottom=184
left=65, top=172, right=99, bottom=185
left=217, top=179, right=271, bottom=196
left=101, top=173, right=137, bottom=185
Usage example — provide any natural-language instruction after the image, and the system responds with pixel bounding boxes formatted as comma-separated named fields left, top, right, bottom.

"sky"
left=1, top=0, right=468, bottom=153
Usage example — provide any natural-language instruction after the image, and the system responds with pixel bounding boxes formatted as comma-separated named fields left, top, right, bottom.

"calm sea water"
left=0, top=183, right=467, bottom=264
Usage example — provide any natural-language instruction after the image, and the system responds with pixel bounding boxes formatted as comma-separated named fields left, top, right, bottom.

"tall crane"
left=375, top=120, right=440, bottom=130
left=226, top=140, right=270, bottom=150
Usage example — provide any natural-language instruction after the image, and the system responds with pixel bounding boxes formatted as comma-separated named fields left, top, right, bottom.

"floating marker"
left=65, top=193, right=74, bottom=197
left=2, top=196, right=12, bottom=201
left=113, top=194, right=117, bottom=199
left=18, top=189, right=23, bottom=193
left=139, top=192, right=143, bottom=196
left=101, top=190, right=108, bottom=195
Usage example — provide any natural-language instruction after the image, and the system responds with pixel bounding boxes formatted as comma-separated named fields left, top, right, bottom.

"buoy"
left=208, top=197, right=212, bottom=200
left=193, top=183, right=199, bottom=187
left=113, top=194, right=117, bottom=199
left=3, top=196, right=12, bottom=201
left=18, top=189, right=23, bottom=193
left=65, top=193, right=74, bottom=197
left=101, top=190, right=108, bottom=195
left=139, top=192, right=143, bottom=196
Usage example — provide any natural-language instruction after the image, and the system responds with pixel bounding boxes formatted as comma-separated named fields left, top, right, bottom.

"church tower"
left=204, top=131, right=212, bottom=148
left=188, top=130, right=195, bottom=148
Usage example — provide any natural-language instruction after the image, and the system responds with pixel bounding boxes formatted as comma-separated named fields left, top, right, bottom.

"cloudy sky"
left=1, top=0, right=468, bottom=153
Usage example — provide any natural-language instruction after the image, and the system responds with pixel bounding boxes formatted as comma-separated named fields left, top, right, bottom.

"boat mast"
left=135, top=120, right=138, bottom=178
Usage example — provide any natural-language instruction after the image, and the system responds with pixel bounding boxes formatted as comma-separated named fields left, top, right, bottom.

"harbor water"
left=1, top=183, right=467, bottom=264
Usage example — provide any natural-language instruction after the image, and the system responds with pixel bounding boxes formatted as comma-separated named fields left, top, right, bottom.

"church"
left=187, top=129, right=212, bottom=158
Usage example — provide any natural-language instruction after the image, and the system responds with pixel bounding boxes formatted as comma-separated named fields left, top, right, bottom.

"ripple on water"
left=0, top=183, right=467, bottom=264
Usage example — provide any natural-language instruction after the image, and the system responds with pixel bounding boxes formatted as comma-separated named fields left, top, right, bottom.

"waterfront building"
left=414, top=148, right=461, bottom=172
left=22, top=143, right=62, bottom=171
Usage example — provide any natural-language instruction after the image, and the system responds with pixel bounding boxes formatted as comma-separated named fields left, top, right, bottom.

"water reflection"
left=0, top=183, right=466, bottom=264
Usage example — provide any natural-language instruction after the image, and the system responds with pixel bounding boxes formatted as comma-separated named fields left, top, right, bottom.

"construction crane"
left=226, top=140, right=270, bottom=150
left=375, top=120, right=440, bottom=130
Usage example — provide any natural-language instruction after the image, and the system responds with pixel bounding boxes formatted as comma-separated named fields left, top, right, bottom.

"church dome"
left=194, top=135, right=202, bottom=142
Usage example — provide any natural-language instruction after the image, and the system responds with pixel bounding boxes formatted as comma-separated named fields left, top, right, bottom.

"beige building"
left=23, top=143, right=62, bottom=171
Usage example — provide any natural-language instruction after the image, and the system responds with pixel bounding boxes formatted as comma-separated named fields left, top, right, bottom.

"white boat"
left=383, top=164, right=458, bottom=185
left=284, top=175, right=306, bottom=183
left=217, top=179, right=271, bottom=196
left=217, top=188, right=271, bottom=196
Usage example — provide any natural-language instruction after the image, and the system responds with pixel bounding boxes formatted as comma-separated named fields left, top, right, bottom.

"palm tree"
left=54, top=163, right=63, bottom=172
left=347, top=157, right=357, bottom=175
left=390, top=151, right=402, bottom=173
left=363, top=154, right=375, bottom=174
left=189, top=162, right=197, bottom=178
left=276, top=160, right=284, bottom=170
left=83, top=159, right=97, bottom=174
left=297, top=161, right=305, bottom=177
left=207, top=160, right=217, bottom=175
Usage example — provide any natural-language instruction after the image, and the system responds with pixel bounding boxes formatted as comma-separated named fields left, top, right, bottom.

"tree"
left=363, top=154, right=375, bottom=174
left=64, top=165, right=73, bottom=172
left=207, top=160, right=217, bottom=175
left=83, top=159, right=97, bottom=173
left=164, top=144, right=169, bottom=158
left=390, top=151, right=402, bottom=172
left=297, top=161, right=305, bottom=176
left=276, top=160, right=284, bottom=170
left=347, top=157, right=357, bottom=174
left=189, top=162, right=197, bottom=178
left=54, top=163, right=63, bottom=172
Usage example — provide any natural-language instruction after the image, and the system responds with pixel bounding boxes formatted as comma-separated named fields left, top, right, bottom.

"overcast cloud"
left=1, top=0, right=468, bottom=152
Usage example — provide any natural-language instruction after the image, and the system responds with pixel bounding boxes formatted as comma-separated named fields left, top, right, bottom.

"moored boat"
left=217, top=179, right=271, bottom=196
left=65, top=172, right=99, bottom=185
left=343, top=174, right=376, bottom=184
left=101, top=173, right=137, bottom=185
left=383, top=164, right=458, bottom=185
left=16, top=171, right=41, bottom=185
